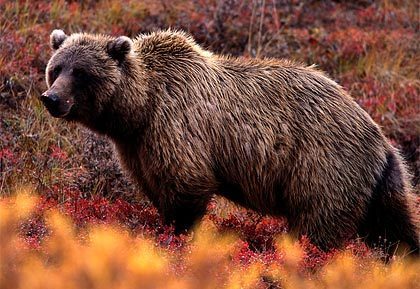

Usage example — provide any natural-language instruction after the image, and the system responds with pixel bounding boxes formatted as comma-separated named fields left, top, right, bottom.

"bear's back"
left=130, top=31, right=389, bottom=215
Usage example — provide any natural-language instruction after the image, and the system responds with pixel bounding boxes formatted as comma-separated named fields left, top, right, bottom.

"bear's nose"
left=40, top=92, right=60, bottom=106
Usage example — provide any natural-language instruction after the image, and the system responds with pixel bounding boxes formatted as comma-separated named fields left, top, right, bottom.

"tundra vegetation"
left=0, top=1, right=419, bottom=288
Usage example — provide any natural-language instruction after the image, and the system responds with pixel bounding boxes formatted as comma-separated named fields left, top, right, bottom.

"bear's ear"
left=50, top=29, right=68, bottom=50
left=107, top=36, right=133, bottom=62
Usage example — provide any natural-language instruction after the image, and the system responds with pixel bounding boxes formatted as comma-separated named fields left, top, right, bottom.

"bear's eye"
left=72, top=68, right=86, bottom=79
left=51, top=65, right=61, bottom=81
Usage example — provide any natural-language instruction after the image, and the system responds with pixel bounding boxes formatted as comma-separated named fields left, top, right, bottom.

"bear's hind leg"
left=358, top=192, right=419, bottom=258
left=357, top=151, right=419, bottom=258
left=288, top=203, right=360, bottom=252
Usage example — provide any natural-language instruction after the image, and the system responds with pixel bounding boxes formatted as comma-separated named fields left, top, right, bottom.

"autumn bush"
left=1, top=0, right=419, bottom=287
left=1, top=191, right=419, bottom=289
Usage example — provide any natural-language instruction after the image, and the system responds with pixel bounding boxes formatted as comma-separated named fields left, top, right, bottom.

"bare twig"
left=247, top=0, right=258, bottom=56
left=256, top=0, right=266, bottom=58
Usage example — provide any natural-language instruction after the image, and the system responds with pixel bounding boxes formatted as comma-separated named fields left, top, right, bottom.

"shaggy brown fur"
left=41, top=29, right=419, bottom=256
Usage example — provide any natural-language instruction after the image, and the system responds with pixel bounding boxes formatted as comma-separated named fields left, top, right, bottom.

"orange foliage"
left=1, top=191, right=419, bottom=289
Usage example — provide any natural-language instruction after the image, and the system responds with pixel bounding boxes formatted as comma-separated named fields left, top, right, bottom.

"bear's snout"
left=41, top=92, right=59, bottom=105
left=40, top=91, right=73, bottom=118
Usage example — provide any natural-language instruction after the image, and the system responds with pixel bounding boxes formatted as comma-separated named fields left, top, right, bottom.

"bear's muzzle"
left=40, top=91, right=73, bottom=118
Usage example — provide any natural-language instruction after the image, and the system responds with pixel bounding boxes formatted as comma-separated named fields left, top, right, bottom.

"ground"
left=0, top=1, right=419, bottom=288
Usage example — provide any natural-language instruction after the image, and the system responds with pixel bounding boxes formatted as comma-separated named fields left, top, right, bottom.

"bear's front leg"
left=160, top=193, right=212, bottom=235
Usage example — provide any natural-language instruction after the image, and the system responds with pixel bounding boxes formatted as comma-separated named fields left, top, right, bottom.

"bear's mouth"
left=48, top=106, right=72, bottom=118
left=40, top=96, right=74, bottom=118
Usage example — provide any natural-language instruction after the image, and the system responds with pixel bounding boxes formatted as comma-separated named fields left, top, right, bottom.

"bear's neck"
left=94, top=104, right=144, bottom=141
left=92, top=72, right=152, bottom=142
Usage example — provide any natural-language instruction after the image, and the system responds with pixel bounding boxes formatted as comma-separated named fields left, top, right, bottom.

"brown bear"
left=41, top=29, right=419, bottom=256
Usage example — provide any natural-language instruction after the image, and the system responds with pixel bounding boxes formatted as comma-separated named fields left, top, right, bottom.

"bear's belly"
left=216, top=176, right=288, bottom=216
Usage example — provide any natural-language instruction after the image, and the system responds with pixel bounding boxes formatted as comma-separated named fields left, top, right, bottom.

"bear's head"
left=41, top=30, right=133, bottom=122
